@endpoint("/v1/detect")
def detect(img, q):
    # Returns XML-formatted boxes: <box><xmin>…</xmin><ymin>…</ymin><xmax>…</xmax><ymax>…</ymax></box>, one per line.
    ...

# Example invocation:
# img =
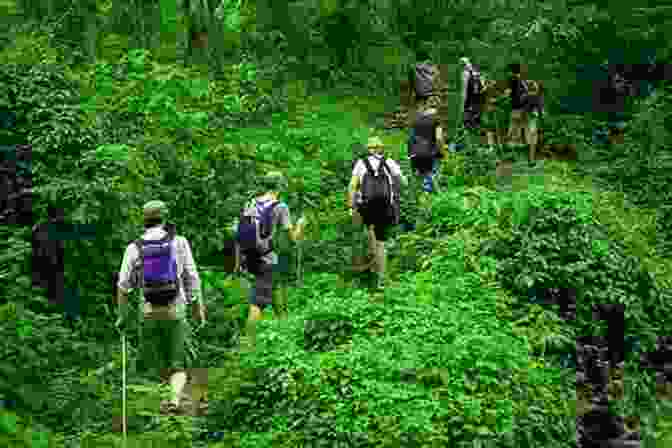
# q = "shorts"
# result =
<box><xmin>415</xmin><ymin>95</ymin><xmax>442</xmax><ymax>112</ymax></box>
<box><xmin>463</xmin><ymin>106</ymin><xmax>481</xmax><ymax>129</ymax></box>
<box><xmin>410</xmin><ymin>155</ymin><xmax>437</xmax><ymax>176</ymax></box>
<box><xmin>356</xmin><ymin>205</ymin><xmax>394</xmax><ymax>241</ymax></box>
<box><xmin>138</xmin><ymin>317</ymin><xmax>186</xmax><ymax>376</ymax></box>
<box><xmin>509</xmin><ymin>109</ymin><xmax>528</xmax><ymax>128</ymax></box>
<box><xmin>249</xmin><ymin>263</ymin><xmax>289</xmax><ymax>312</ymax></box>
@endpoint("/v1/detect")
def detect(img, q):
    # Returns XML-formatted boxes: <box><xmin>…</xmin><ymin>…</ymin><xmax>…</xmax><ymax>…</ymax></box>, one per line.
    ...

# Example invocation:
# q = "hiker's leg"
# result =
<box><xmin>169</xmin><ymin>371</ymin><xmax>187</xmax><ymax>407</ymax></box>
<box><xmin>527</xmin><ymin>117</ymin><xmax>539</xmax><ymax>162</ymax></box>
<box><xmin>375</xmin><ymin>241</ymin><xmax>386</xmax><ymax>278</ymax></box>
<box><xmin>373</xmin><ymin>223</ymin><xmax>389</xmax><ymax>286</ymax></box>
<box><xmin>367</xmin><ymin>224</ymin><xmax>377</xmax><ymax>259</ymax></box>
<box><xmin>507</xmin><ymin>110</ymin><xmax>522</xmax><ymax>145</ymax></box>
<box><xmin>246</xmin><ymin>267</ymin><xmax>272</xmax><ymax>344</ymax></box>
<box><xmin>189</xmin><ymin>367</ymin><xmax>208</xmax><ymax>404</ymax></box>
<box><xmin>139</xmin><ymin>318</ymin><xmax>161</xmax><ymax>380</ymax></box>
<box><xmin>166</xmin><ymin>319</ymin><xmax>187</xmax><ymax>407</ymax></box>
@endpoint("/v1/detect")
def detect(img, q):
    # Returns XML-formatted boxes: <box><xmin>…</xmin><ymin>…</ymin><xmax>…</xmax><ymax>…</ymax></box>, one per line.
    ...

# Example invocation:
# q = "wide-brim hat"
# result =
<box><xmin>366</xmin><ymin>136</ymin><xmax>385</xmax><ymax>149</ymax></box>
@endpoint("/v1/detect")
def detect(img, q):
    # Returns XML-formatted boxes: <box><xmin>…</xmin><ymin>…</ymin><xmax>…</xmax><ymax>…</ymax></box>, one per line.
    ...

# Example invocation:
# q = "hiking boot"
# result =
<box><xmin>375</xmin><ymin>275</ymin><xmax>386</xmax><ymax>290</ymax></box>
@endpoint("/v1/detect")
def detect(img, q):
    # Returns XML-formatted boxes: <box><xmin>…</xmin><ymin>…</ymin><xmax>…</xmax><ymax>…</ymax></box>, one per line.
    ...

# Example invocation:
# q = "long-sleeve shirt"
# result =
<box><xmin>117</xmin><ymin>225</ymin><xmax>202</xmax><ymax>307</ymax></box>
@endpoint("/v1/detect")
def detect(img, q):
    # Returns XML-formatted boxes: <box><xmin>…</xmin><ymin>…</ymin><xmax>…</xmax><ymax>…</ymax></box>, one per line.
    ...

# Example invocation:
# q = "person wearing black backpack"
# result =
<box><xmin>234</xmin><ymin>172</ymin><xmax>305</xmax><ymax>350</ymax></box>
<box><xmin>460</xmin><ymin>57</ymin><xmax>483</xmax><ymax>132</ymax></box>
<box><xmin>348</xmin><ymin>137</ymin><xmax>407</xmax><ymax>289</ymax></box>
<box><xmin>408</xmin><ymin>107</ymin><xmax>447</xmax><ymax>194</ymax></box>
<box><xmin>116</xmin><ymin>200</ymin><xmax>206</xmax><ymax>415</ymax></box>
<box><xmin>410</xmin><ymin>47</ymin><xmax>442</xmax><ymax>114</ymax></box>
<box><xmin>507</xmin><ymin>63</ymin><xmax>530</xmax><ymax>147</ymax></box>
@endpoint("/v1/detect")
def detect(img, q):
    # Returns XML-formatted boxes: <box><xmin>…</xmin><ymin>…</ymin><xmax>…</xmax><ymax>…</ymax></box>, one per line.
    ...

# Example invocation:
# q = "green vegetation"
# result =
<box><xmin>1</xmin><ymin>0</ymin><xmax>672</xmax><ymax>446</ymax></box>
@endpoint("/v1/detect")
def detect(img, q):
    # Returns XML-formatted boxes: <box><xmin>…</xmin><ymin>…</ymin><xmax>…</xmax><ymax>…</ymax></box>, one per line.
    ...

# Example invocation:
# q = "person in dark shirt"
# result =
<box><xmin>32</xmin><ymin>206</ymin><xmax>65</xmax><ymax>306</ymax></box>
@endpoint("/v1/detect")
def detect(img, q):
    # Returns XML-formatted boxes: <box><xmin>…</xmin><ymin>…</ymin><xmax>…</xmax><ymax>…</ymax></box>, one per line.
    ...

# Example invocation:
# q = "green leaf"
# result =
<box><xmin>0</xmin><ymin>412</ymin><xmax>17</xmax><ymax>434</ymax></box>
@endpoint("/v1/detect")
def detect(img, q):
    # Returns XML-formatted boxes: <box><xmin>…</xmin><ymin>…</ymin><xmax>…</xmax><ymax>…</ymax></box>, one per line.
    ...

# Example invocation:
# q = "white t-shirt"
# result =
<box><xmin>352</xmin><ymin>154</ymin><xmax>403</xmax><ymax>182</ymax></box>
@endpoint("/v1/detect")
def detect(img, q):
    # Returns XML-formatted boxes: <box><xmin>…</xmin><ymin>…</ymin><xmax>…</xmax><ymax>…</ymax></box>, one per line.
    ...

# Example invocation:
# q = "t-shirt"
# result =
<box><xmin>117</xmin><ymin>225</ymin><xmax>202</xmax><ymax>314</ymax></box>
<box><xmin>351</xmin><ymin>155</ymin><xmax>405</xmax><ymax>216</ymax></box>
<box><xmin>352</xmin><ymin>154</ymin><xmax>403</xmax><ymax>183</ymax></box>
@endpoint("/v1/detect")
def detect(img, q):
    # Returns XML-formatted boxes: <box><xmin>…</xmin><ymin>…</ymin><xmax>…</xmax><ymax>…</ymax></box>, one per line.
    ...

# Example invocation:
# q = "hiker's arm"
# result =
<box><xmin>436</xmin><ymin>126</ymin><xmax>446</xmax><ymax>156</ymax></box>
<box><xmin>181</xmin><ymin>239</ymin><xmax>205</xmax><ymax>318</ymax></box>
<box><xmin>347</xmin><ymin>175</ymin><xmax>360</xmax><ymax>208</ymax></box>
<box><xmin>461</xmin><ymin>67</ymin><xmax>469</xmax><ymax>109</ymax></box>
<box><xmin>116</xmin><ymin>244</ymin><xmax>137</xmax><ymax>308</ymax></box>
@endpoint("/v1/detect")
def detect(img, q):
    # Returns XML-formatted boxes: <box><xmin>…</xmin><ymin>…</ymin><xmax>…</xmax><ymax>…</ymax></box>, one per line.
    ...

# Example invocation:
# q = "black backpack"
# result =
<box><xmin>465</xmin><ymin>67</ymin><xmax>483</xmax><ymax>105</ymax></box>
<box><xmin>510</xmin><ymin>78</ymin><xmax>530</xmax><ymax>108</ymax></box>
<box><xmin>409</xmin><ymin>112</ymin><xmax>438</xmax><ymax>161</ymax></box>
<box><xmin>414</xmin><ymin>63</ymin><xmax>438</xmax><ymax>98</ymax></box>
<box><xmin>360</xmin><ymin>157</ymin><xmax>394</xmax><ymax>212</ymax></box>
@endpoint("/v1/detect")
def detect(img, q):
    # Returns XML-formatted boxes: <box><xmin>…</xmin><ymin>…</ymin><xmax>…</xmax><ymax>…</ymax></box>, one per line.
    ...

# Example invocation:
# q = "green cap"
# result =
<box><xmin>143</xmin><ymin>200</ymin><xmax>168</xmax><ymax>221</ymax></box>
<box><xmin>260</xmin><ymin>171</ymin><xmax>288</xmax><ymax>192</ymax></box>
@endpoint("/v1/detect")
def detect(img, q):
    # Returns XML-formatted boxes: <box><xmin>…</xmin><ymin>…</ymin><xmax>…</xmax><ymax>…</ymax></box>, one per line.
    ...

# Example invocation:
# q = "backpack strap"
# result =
<box><xmin>259</xmin><ymin>200</ymin><xmax>281</xmax><ymax>239</ymax></box>
<box><xmin>362</xmin><ymin>156</ymin><xmax>376</xmax><ymax>177</ymax></box>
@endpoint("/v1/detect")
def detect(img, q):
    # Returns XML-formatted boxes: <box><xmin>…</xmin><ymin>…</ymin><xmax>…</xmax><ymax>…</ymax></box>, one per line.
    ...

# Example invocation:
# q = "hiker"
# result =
<box><xmin>523</xmin><ymin>79</ymin><xmax>544</xmax><ymax>164</ymax></box>
<box><xmin>32</xmin><ymin>205</ymin><xmax>65</xmax><ymax>307</ymax></box>
<box><xmin>460</xmin><ymin>57</ymin><xmax>483</xmax><ymax>132</ymax></box>
<box><xmin>115</xmin><ymin>200</ymin><xmax>207</xmax><ymax>415</ymax></box>
<box><xmin>410</xmin><ymin>47</ymin><xmax>442</xmax><ymax>114</ymax></box>
<box><xmin>408</xmin><ymin>107</ymin><xmax>447</xmax><ymax>194</ymax></box>
<box><xmin>507</xmin><ymin>62</ymin><xmax>530</xmax><ymax>148</ymax></box>
<box><xmin>348</xmin><ymin>136</ymin><xmax>407</xmax><ymax>289</ymax></box>
<box><xmin>596</xmin><ymin>62</ymin><xmax>634</xmax><ymax>145</ymax></box>
<box><xmin>235</xmin><ymin>171</ymin><xmax>305</xmax><ymax>349</ymax></box>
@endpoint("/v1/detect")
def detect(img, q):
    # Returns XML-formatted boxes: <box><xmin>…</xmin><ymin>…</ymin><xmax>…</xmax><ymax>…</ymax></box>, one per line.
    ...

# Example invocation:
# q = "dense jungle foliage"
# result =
<box><xmin>1</xmin><ymin>0</ymin><xmax>672</xmax><ymax>446</ymax></box>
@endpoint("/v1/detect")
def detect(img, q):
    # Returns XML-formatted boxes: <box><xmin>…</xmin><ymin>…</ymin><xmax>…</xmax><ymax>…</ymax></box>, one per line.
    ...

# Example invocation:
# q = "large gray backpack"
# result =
<box><xmin>414</xmin><ymin>62</ymin><xmax>438</xmax><ymax>98</ymax></box>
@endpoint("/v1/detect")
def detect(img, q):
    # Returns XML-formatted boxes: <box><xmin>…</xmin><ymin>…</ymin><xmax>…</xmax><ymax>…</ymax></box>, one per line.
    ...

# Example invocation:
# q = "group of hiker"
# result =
<box><xmin>410</xmin><ymin>53</ymin><xmax>546</xmax><ymax>167</ymax></box>
<box><xmin>30</xmin><ymin>48</ymin><xmax>662</xmax><ymax>419</ymax></box>
<box><xmin>113</xmin><ymin>173</ymin><xmax>309</xmax><ymax>415</ymax></box>
<box><xmin>111</xmin><ymin>145</ymin><xmax>417</xmax><ymax>415</ymax></box>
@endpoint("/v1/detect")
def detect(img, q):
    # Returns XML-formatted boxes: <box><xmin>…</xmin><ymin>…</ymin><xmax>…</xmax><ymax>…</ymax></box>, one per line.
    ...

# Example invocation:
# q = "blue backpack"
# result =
<box><xmin>134</xmin><ymin>225</ymin><xmax>179</xmax><ymax>306</ymax></box>
<box><xmin>235</xmin><ymin>199</ymin><xmax>280</xmax><ymax>274</ymax></box>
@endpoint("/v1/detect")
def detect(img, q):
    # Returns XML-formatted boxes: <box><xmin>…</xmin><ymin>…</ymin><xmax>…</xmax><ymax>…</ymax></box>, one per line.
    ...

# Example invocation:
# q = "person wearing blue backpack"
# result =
<box><xmin>115</xmin><ymin>200</ymin><xmax>206</xmax><ymax>415</ymax></box>
<box><xmin>235</xmin><ymin>172</ymin><xmax>305</xmax><ymax>350</ymax></box>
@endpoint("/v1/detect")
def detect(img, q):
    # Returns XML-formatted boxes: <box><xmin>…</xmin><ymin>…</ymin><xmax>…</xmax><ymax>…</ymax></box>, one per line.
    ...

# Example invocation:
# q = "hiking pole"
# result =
<box><xmin>296</xmin><ymin>214</ymin><xmax>305</xmax><ymax>288</ymax></box>
<box><xmin>121</xmin><ymin>329</ymin><xmax>127</xmax><ymax>448</ymax></box>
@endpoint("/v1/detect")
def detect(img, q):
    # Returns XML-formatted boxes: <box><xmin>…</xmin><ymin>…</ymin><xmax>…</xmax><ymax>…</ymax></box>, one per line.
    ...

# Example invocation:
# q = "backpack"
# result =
<box><xmin>359</xmin><ymin>157</ymin><xmax>394</xmax><ymax>213</ymax></box>
<box><xmin>235</xmin><ymin>199</ymin><xmax>280</xmax><ymax>275</ymax></box>
<box><xmin>414</xmin><ymin>62</ymin><xmax>438</xmax><ymax>98</ymax></box>
<box><xmin>511</xmin><ymin>78</ymin><xmax>530</xmax><ymax>108</ymax></box>
<box><xmin>465</xmin><ymin>67</ymin><xmax>483</xmax><ymax>105</ymax></box>
<box><xmin>408</xmin><ymin>112</ymin><xmax>438</xmax><ymax>161</ymax></box>
<box><xmin>134</xmin><ymin>225</ymin><xmax>180</xmax><ymax>306</ymax></box>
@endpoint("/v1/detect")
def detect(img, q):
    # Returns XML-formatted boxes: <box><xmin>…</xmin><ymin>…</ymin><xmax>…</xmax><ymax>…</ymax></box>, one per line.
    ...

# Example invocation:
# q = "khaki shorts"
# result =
<box><xmin>415</xmin><ymin>95</ymin><xmax>442</xmax><ymax>112</ymax></box>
